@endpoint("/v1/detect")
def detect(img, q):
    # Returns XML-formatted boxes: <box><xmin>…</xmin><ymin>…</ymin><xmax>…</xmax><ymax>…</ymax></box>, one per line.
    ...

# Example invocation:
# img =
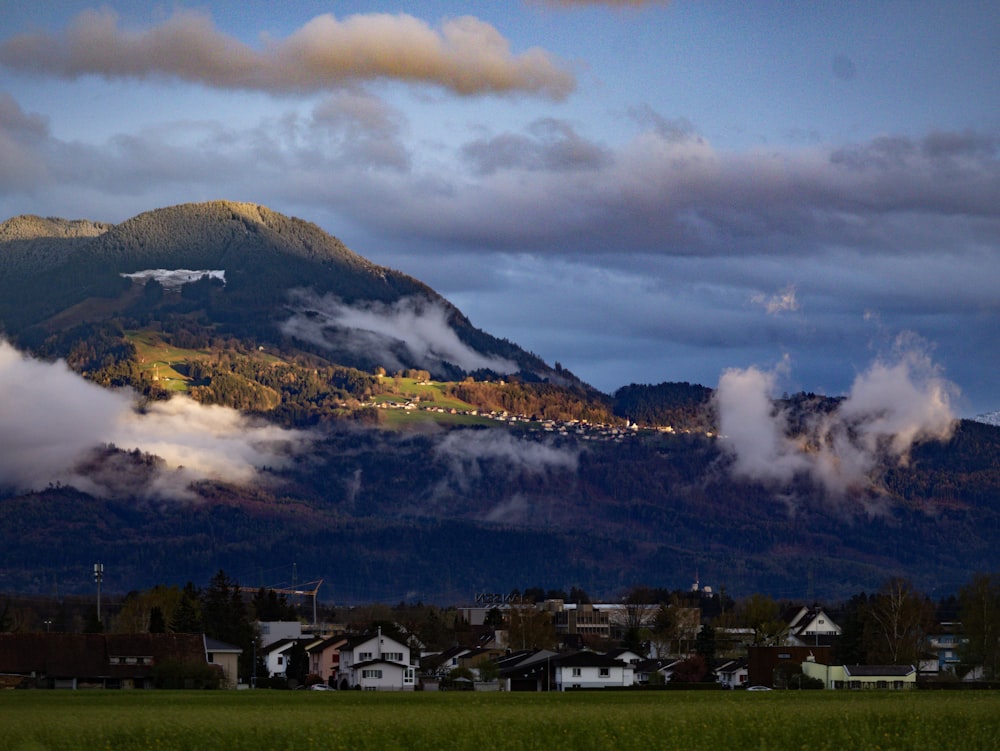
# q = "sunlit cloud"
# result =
<box><xmin>0</xmin><ymin>8</ymin><xmax>575</xmax><ymax>99</ymax></box>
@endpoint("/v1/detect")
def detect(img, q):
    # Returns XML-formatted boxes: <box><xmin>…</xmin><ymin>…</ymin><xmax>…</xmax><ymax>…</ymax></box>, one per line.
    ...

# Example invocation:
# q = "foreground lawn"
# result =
<box><xmin>1</xmin><ymin>689</ymin><xmax>998</xmax><ymax>751</ymax></box>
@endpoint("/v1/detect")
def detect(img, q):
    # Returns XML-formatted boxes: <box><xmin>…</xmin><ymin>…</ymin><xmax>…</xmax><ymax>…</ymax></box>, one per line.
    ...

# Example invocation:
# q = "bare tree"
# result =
<box><xmin>864</xmin><ymin>577</ymin><xmax>933</xmax><ymax>665</ymax></box>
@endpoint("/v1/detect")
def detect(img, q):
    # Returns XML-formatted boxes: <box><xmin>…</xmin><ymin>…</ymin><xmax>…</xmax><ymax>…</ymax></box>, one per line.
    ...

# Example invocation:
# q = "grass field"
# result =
<box><xmin>1</xmin><ymin>690</ymin><xmax>998</xmax><ymax>751</ymax></box>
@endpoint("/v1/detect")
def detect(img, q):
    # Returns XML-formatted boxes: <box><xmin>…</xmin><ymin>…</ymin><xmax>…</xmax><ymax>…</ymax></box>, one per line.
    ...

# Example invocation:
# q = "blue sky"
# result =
<box><xmin>1</xmin><ymin>0</ymin><xmax>997</xmax><ymax>415</ymax></box>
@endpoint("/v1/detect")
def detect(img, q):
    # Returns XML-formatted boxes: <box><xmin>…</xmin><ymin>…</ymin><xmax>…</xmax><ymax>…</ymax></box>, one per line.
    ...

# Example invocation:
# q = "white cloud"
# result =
<box><xmin>714</xmin><ymin>337</ymin><xmax>958</xmax><ymax>498</ymax></box>
<box><xmin>0</xmin><ymin>339</ymin><xmax>313</xmax><ymax>500</ymax></box>
<box><xmin>280</xmin><ymin>290</ymin><xmax>518</xmax><ymax>376</ymax></box>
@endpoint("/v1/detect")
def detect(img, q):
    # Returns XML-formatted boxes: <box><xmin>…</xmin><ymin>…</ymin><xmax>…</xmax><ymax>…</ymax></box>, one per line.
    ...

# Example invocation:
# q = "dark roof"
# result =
<box><xmin>844</xmin><ymin>665</ymin><xmax>915</xmax><ymax>677</ymax></box>
<box><xmin>0</xmin><ymin>633</ymin><xmax>206</xmax><ymax>680</ymax></box>
<box><xmin>352</xmin><ymin>658</ymin><xmax>410</xmax><ymax>670</ymax></box>
<box><xmin>554</xmin><ymin>651</ymin><xmax>630</xmax><ymax>668</ymax></box>
<box><xmin>204</xmin><ymin>637</ymin><xmax>242</xmax><ymax>654</ymax></box>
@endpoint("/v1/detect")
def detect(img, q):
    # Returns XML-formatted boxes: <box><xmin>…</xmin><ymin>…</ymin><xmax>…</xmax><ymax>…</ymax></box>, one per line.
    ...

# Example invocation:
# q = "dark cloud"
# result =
<box><xmin>0</xmin><ymin>8</ymin><xmax>575</xmax><ymax>99</ymax></box>
<box><xmin>0</xmin><ymin>91</ymin><xmax>996</xmax><ymax>412</ymax></box>
<box><xmin>461</xmin><ymin>118</ymin><xmax>612</xmax><ymax>174</ymax></box>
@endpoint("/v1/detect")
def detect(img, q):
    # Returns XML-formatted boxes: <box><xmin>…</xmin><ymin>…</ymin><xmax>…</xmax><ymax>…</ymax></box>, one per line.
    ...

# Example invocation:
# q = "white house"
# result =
<box><xmin>262</xmin><ymin>637</ymin><xmax>313</xmax><ymax>678</ymax></box>
<box><xmin>783</xmin><ymin>606</ymin><xmax>841</xmax><ymax>646</ymax></box>
<box><xmin>338</xmin><ymin>630</ymin><xmax>415</xmax><ymax>691</ymax></box>
<box><xmin>715</xmin><ymin>657</ymin><xmax>749</xmax><ymax>689</ymax></box>
<box><xmin>553</xmin><ymin>651</ymin><xmax>635</xmax><ymax>691</ymax></box>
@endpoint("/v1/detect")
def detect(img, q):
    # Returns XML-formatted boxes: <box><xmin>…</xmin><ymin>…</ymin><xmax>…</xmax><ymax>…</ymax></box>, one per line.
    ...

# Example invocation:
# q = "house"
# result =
<box><xmin>338</xmin><ymin>630</ymin><xmax>415</xmax><ymax>691</ymax></box>
<box><xmin>307</xmin><ymin>635</ymin><xmax>348</xmax><ymax>685</ymax></box>
<box><xmin>205</xmin><ymin>637</ymin><xmax>243</xmax><ymax>689</ymax></box>
<box><xmin>748</xmin><ymin>645</ymin><xmax>834</xmax><ymax>688</ymax></box>
<box><xmin>605</xmin><ymin>647</ymin><xmax>644</xmax><ymax>667</ymax></box>
<box><xmin>782</xmin><ymin>605</ymin><xmax>842</xmax><ymax>647</ymax></box>
<box><xmin>715</xmin><ymin>657</ymin><xmax>749</xmax><ymax>689</ymax></box>
<box><xmin>801</xmin><ymin>659</ymin><xmax>917</xmax><ymax>690</ymax></box>
<box><xmin>420</xmin><ymin>645</ymin><xmax>473</xmax><ymax>678</ymax></box>
<box><xmin>261</xmin><ymin>637</ymin><xmax>314</xmax><ymax>679</ymax></box>
<box><xmin>922</xmin><ymin>623</ymin><xmax>966</xmax><ymax>677</ymax></box>
<box><xmin>634</xmin><ymin>657</ymin><xmax>680</xmax><ymax>685</ymax></box>
<box><xmin>497</xmin><ymin>649</ymin><xmax>558</xmax><ymax>691</ymax></box>
<box><xmin>0</xmin><ymin>633</ymin><xmax>239</xmax><ymax>689</ymax></box>
<box><xmin>552</xmin><ymin>651</ymin><xmax>635</xmax><ymax>690</ymax></box>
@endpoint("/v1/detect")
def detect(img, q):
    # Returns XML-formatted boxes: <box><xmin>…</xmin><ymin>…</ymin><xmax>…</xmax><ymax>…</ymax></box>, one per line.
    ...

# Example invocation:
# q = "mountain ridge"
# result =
<box><xmin>1</xmin><ymin>201</ymin><xmax>997</xmax><ymax>603</ymax></box>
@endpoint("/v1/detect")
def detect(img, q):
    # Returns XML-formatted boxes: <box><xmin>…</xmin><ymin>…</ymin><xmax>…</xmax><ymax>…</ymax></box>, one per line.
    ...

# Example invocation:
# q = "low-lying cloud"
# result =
<box><xmin>714</xmin><ymin>339</ymin><xmax>957</xmax><ymax>498</ymax></box>
<box><xmin>281</xmin><ymin>291</ymin><xmax>518</xmax><ymax>376</ymax></box>
<box><xmin>0</xmin><ymin>8</ymin><xmax>574</xmax><ymax>99</ymax></box>
<box><xmin>0</xmin><ymin>339</ymin><xmax>313</xmax><ymax>500</ymax></box>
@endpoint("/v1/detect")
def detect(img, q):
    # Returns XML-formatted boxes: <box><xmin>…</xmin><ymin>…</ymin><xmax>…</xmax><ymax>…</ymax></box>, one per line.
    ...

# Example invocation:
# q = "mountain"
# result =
<box><xmin>1</xmin><ymin>201</ymin><xmax>998</xmax><ymax>605</ymax></box>
<box><xmin>0</xmin><ymin>201</ymin><xmax>565</xmax><ymax>383</ymax></box>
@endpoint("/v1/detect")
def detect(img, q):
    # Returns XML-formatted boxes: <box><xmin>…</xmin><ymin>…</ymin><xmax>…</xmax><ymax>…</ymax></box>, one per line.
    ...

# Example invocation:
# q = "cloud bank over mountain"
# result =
<box><xmin>0</xmin><ymin>339</ymin><xmax>313</xmax><ymax>500</ymax></box>
<box><xmin>714</xmin><ymin>338</ymin><xmax>957</xmax><ymax>497</ymax></box>
<box><xmin>281</xmin><ymin>291</ymin><xmax>518</xmax><ymax>376</ymax></box>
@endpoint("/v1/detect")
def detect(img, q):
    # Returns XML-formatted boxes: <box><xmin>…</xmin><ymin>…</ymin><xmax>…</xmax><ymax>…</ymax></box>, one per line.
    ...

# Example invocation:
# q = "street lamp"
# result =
<box><xmin>94</xmin><ymin>563</ymin><xmax>104</xmax><ymax>626</ymax></box>
<box><xmin>43</xmin><ymin>619</ymin><xmax>52</xmax><ymax>633</ymax></box>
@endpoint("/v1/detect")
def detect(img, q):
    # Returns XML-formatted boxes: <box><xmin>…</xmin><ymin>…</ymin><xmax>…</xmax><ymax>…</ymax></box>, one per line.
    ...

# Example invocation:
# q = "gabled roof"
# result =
<box><xmin>204</xmin><ymin>637</ymin><xmax>242</xmax><ymax>654</ymax></box>
<box><xmin>307</xmin><ymin>635</ymin><xmax>348</xmax><ymax>654</ymax></box>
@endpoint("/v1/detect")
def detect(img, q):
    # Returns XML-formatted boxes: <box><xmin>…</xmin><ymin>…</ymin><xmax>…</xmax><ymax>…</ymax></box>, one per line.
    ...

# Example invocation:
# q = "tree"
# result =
<box><xmin>171</xmin><ymin>582</ymin><xmax>203</xmax><ymax>633</ymax></box>
<box><xmin>864</xmin><ymin>577</ymin><xmax>933</xmax><ymax>665</ymax></box>
<box><xmin>958</xmin><ymin>572</ymin><xmax>1000</xmax><ymax>680</ymax></box>
<box><xmin>286</xmin><ymin>640</ymin><xmax>309</xmax><ymax>685</ymax></box>
<box><xmin>149</xmin><ymin>606</ymin><xmax>166</xmax><ymax>633</ymax></box>
<box><xmin>508</xmin><ymin>604</ymin><xmax>556</xmax><ymax>650</ymax></box>
<box><xmin>670</xmin><ymin>654</ymin><xmax>709</xmax><ymax>683</ymax></box>
<box><xmin>737</xmin><ymin>593</ymin><xmax>787</xmax><ymax>647</ymax></box>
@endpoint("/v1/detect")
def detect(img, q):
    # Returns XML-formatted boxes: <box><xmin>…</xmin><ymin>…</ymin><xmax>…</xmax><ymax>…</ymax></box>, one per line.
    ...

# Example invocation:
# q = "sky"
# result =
<box><xmin>1</xmin><ymin>0</ymin><xmax>997</xmax><ymax>416</ymax></box>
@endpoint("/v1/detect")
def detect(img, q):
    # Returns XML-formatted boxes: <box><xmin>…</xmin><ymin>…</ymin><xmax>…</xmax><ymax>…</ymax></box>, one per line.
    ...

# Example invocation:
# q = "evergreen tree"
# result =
<box><xmin>171</xmin><ymin>582</ymin><xmax>203</xmax><ymax>634</ymax></box>
<box><xmin>149</xmin><ymin>606</ymin><xmax>166</xmax><ymax>633</ymax></box>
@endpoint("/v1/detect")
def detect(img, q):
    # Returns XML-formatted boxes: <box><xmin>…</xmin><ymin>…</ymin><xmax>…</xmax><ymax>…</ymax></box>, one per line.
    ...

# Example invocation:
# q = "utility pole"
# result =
<box><xmin>93</xmin><ymin>563</ymin><xmax>104</xmax><ymax>627</ymax></box>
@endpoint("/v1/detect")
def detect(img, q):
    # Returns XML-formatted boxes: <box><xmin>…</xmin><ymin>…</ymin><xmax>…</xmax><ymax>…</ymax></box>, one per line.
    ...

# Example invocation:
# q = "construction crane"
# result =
<box><xmin>240</xmin><ymin>579</ymin><xmax>323</xmax><ymax>627</ymax></box>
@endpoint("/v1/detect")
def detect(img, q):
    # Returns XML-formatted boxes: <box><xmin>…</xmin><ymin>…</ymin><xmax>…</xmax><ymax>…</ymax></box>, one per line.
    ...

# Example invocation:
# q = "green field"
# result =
<box><xmin>1</xmin><ymin>690</ymin><xmax>998</xmax><ymax>751</ymax></box>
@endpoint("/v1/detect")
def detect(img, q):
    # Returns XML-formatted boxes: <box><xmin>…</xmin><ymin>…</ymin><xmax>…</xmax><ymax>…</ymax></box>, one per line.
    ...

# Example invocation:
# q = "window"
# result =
<box><xmin>361</xmin><ymin>669</ymin><xmax>383</xmax><ymax>680</ymax></box>
<box><xmin>277</xmin><ymin>656</ymin><xmax>283</xmax><ymax>665</ymax></box>
<box><xmin>384</xmin><ymin>652</ymin><xmax>403</xmax><ymax>662</ymax></box>
<box><xmin>572</xmin><ymin>668</ymin><xmax>581</xmax><ymax>677</ymax></box>
<box><xmin>359</xmin><ymin>651</ymin><xmax>373</xmax><ymax>661</ymax></box>
<box><xmin>599</xmin><ymin>668</ymin><xmax>610</xmax><ymax>678</ymax></box>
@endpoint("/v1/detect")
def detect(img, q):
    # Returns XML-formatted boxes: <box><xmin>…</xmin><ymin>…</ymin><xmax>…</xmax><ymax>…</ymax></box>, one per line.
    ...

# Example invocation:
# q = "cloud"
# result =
<box><xmin>0</xmin><ymin>8</ymin><xmax>575</xmax><ymax>99</ymax></box>
<box><xmin>0</xmin><ymin>339</ymin><xmax>313</xmax><ymax>500</ymax></box>
<box><xmin>751</xmin><ymin>285</ymin><xmax>800</xmax><ymax>315</ymax></box>
<box><xmin>714</xmin><ymin>337</ymin><xmax>958</xmax><ymax>498</ymax></box>
<box><xmin>280</xmin><ymin>291</ymin><xmax>518</xmax><ymax>376</ymax></box>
